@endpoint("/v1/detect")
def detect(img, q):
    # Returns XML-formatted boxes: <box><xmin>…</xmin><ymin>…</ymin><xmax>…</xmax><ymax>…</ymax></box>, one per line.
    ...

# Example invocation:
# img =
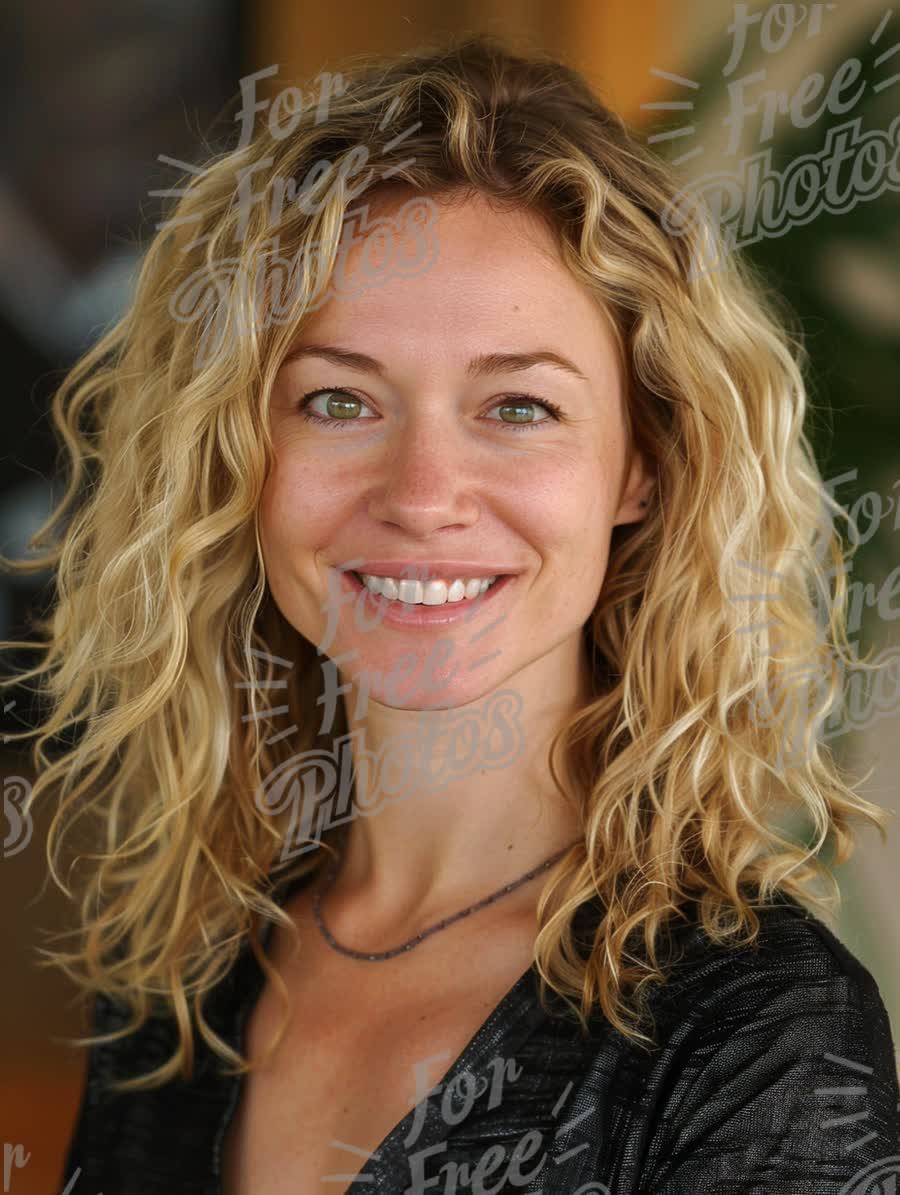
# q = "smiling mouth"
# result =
<box><xmin>340</xmin><ymin>568</ymin><xmax>514</xmax><ymax>625</ymax></box>
<box><xmin>351</xmin><ymin>571</ymin><xmax>505</xmax><ymax>607</ymax></box>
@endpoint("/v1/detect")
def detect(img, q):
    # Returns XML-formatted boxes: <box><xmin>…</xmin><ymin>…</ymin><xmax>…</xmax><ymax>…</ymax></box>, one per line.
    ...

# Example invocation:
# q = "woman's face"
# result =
<box><xmin>260</xmin><ymin>189</ymin><xmax>650</xmax><ymax>711</ymax></box>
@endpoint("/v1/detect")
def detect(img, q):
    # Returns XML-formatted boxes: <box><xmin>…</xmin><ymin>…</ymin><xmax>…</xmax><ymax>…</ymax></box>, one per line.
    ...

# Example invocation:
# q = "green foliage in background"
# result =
<box><xmin>645</xmin><ymin>4</ymin><xmax>899</xmax><ymax>1010</ymax></box>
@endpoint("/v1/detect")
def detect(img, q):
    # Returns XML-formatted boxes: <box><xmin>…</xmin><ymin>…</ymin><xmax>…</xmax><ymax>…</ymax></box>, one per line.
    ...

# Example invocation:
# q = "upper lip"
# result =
<box><xmin>339</xmin><ymin>560</ymin><xmax>518</xmax><ymax>582</ymax></box>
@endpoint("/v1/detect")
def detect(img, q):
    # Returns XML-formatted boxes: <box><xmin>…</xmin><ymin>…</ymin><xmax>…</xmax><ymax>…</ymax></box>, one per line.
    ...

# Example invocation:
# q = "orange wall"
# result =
<box><xmin>247</xmin><ymin>0</ymin><xmax>681</xmax><ymax>128</ymax></box>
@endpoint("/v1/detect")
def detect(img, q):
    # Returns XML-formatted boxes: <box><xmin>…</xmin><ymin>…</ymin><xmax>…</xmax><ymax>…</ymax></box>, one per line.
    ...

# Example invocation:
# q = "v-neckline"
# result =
<box><xmin>356</xmin><ymin>958</ymin><xmax>544</xmax><ymax>1188</ymax></box>
<box><xmin>214</xmin><ymin>864</ymin><xmax>548</xmax><ymax>1192</ymax></box>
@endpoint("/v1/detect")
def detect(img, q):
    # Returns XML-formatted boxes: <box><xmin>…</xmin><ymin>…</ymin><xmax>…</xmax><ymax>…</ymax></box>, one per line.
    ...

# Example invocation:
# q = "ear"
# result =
<box><xmin>613</xmin><ymin>447</ymin><xmax>654</xmax><ymax>527</ymax></box>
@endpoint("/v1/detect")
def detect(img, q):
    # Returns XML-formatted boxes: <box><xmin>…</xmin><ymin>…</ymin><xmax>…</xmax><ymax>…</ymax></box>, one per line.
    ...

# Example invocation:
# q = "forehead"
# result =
<box><xmin>287</xmin><ymin>188</ymin><xmax>622</xmax><ymax>383</ymax></box>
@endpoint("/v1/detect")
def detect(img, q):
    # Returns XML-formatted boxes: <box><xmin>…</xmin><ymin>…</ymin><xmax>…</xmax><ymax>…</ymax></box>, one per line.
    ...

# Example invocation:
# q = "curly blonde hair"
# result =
<box><xmin>1</xmin><ymin>31</ymin><xmax>890</xmax><ymax>1092</ymax></box>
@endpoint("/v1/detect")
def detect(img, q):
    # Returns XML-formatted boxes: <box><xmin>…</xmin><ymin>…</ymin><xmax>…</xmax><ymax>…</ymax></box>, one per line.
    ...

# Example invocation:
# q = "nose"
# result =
<box><xmin>365</xmin><ymin>407</ymin><xmax>480</xmax><ymax>537</ymax></box>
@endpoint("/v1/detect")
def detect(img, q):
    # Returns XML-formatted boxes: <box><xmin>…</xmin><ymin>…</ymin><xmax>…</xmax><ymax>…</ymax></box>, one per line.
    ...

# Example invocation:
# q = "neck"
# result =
<box><xmin>322</xmin><ymin>643</ymin><xmax>591</xmax><ymax>932</ymax></box>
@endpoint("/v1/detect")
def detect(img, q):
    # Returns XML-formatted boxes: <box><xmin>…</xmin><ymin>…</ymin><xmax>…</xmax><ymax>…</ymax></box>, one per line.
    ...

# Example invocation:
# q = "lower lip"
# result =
<box><xmin>339</xmin><ymin>570</ymin><xmax>516</xmax><ymax>628</ymax></box>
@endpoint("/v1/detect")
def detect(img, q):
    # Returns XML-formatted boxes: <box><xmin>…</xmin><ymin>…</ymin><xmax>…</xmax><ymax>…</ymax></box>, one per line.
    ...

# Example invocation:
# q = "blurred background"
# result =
<box><xmin>1</xmin><ymin>1</ymin><xmax>897</xmax><ymax>1189</ymax></box>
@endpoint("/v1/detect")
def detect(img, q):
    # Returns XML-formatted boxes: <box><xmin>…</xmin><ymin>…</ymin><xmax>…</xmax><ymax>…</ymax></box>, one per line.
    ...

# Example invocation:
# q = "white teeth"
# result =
<box><xmin>357</xmin><ymin>573</ymin><xmax>499</xmax><ymax>605</ymax></box>
<box><xmin>397</xmin><ymin>579</ymin><xmax>421</xmax><ymax>603</ymax></box>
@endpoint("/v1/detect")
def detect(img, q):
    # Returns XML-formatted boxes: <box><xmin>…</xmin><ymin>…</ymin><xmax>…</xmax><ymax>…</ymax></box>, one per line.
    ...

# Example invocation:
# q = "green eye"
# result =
<box><xmin>490</xmin><ymin>400</ymin><xmax>553</xmax><ymax>425</ymax></box>
<box><xmin>295</xmin><ymin>387</ymin><xmax>565</xmax><ymax>432</ymax></box>
<box><xmin>319</xmin><ymin>393</ymin><xmax>363</xmax><ymax>419</ymax></box>
<box><xmin>296</xmin><ymin>388</ymin><xmax>375</xmax><ymax>426</ymax></box>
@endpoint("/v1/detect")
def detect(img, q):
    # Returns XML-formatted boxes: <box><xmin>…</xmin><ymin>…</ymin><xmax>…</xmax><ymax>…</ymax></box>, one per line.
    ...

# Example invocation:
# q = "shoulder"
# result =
<box><xmin>521</xmin><ymin>896</ymin><xmax>897</xmax><ymax>1192</ymax></box>
<box><xmin>637</xmin><ymin>892</ymin><xmax>896</xmax><ymax>1076</ymax></box>
<box><xmin>652</xmin><ymin>892</ymin><xmax>891</xmax><ymax>1027</ymax></box>
<box><xmin>620</xmin><ymin>894</ymin><xmax>900</xmax><ymax>1190</ymax></box>
<box><xmin>660</xmin><ymin>891</ymin><xmax>880</xmax><ymax>990</ymax></box>
<box><xmin>59</xmin><ymin>949</ymin><xmax>253</xmax><ymax>1190</ymax></box>
<box><xmin>60</xmin><ymin>981</ymin><xmax>241</xmax><ymax>1191</ymax></box>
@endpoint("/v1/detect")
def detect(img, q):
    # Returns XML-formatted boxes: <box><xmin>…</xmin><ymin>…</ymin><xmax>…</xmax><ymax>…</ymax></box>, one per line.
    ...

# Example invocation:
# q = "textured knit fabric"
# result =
<box><xmin>59</xmin><ymin>875</ymin><xmax>900</xmax><ymax>1194</ymax></box>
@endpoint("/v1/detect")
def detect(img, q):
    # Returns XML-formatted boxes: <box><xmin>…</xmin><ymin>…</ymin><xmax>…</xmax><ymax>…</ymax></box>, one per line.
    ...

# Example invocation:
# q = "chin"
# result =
<box><xmin>361</xmin><ymin>671</ymin><xmax>505</xmax><ymax>713</ymax></box>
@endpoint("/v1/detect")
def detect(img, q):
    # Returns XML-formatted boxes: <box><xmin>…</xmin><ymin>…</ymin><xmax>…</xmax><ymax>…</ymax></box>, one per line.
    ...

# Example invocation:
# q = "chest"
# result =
<box><xmin>219</xmin><ymin>945</ymin><xmax>533</xmax><ymax>1194</ymax></box>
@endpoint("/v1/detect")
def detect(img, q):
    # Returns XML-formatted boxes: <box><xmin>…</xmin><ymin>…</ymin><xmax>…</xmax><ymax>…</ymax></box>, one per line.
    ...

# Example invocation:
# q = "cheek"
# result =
<box><xmin>517</xmin><ymin>451</ymin><xmax>613</xmax><ymax>549</ymax></box>
<box><xmin>259</xmin><ymin>453</ymin><xmax>350</xmax><ymax>555</ymax></box>
<box><xmin>258</xmin><ymin>472</ymin><xmax>296</xmax><ymax>571</ymax></box>
<box><xmin>256</xmin><ymin>463</ymin><xmax>330</xmax><ymax>620</ymax></box>
<box><xmin>516</xmin><ymin>449</ymin><xmax>621</xmax><ymax>610</ymax></box>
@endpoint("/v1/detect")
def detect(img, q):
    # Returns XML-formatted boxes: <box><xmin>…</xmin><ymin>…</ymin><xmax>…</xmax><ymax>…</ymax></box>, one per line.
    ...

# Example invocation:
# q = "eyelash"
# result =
<box><xmin>295</xmin><ymin>386</ymin><xmax>565</xmax><ymax>432</ymax></box>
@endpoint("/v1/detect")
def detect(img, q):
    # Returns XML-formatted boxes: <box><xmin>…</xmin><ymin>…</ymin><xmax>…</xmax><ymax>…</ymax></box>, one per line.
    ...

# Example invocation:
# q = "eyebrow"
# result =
<box><xmin>280</xmin><ymin>342</ymin><xmax>590</xmax><ymax>384</ymax></box>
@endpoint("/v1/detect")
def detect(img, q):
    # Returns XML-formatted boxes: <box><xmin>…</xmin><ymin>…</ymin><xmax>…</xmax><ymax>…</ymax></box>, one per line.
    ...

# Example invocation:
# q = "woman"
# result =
<box><xmin>4</xmin><ymin>32</ymin><xmax>897</xmax><ymax>1194</ymax></box>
